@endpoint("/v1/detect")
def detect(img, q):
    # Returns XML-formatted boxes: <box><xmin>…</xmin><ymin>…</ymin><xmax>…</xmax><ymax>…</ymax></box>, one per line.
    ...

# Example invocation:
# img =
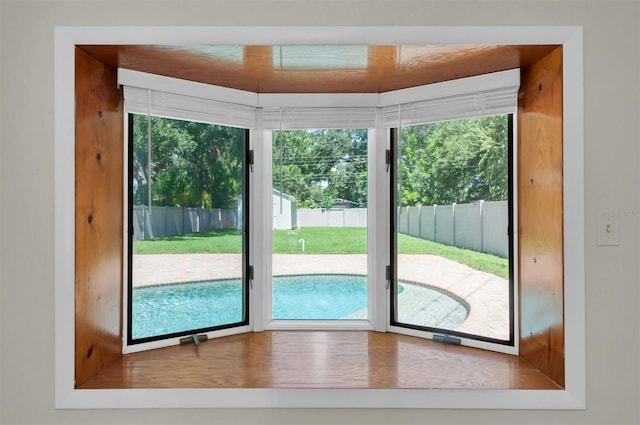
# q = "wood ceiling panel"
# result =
<box><xmin>79</xmin><ymin>44</ymin><xmax>558</xmax><ymax>93</ymax></box>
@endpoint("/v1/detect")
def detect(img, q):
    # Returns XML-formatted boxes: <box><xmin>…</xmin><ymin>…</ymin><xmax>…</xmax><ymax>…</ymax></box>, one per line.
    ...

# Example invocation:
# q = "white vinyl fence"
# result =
<box><xmin>134</xmin><ymin>202</ymin><xmax>508</xmax><ymax>257</ymax></box>
<box><xmin>297</xmin><ymin>208</ymin><xmax>368</xmax><ymax>228</ymax></box>
<box><xmin>398</xmin><ymin>201</ymin><xmax>509</xmax><ymax>258</ymax></box>
<box><xmin>133</xmin><ymin>205</ymin><xmax>237</xmax><ymax>240</ymax></box>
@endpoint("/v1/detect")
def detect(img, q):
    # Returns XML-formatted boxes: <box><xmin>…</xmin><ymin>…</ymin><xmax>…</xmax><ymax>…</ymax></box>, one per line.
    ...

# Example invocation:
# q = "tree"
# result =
<box><xmin>132</xmin><ymin>114</ymin><xmax>507</xmax><ymax>211</ymax></box>
<box><xmin>399</xmin><ymin>115</ymin><xmax>509</xmax><ymax>206</ymax></box>
<box><xmin>272</xmin><ymin>129</ymin><xmax>368</xmax><ymax>208</ymax></box>
<box><xmin>132</xmin><ymin>114</ymin><xmax>245</xmax><ymax>209</ymax></box>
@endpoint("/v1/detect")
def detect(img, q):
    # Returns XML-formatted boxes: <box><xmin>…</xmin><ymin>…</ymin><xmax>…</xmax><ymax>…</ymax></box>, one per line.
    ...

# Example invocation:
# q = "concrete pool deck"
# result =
<box><xmin>132</xmin><ymin>253</ymin><xmax>510</xmax><ymax>340</ymax></box>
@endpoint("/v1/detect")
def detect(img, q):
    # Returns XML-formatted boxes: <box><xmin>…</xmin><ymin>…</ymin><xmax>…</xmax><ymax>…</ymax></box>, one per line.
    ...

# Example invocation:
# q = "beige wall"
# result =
<box><xmin>1</xmin><ymin>0</ymin><xmax>638</xmax><ymax>424</ymax></box>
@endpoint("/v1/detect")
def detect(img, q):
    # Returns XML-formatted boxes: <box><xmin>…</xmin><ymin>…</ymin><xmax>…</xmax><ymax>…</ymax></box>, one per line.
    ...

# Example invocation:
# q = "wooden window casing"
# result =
<box><xmin>73</xmin><ymin>46</ymin><xmax>565</xmax><ymax>389</ymax></box>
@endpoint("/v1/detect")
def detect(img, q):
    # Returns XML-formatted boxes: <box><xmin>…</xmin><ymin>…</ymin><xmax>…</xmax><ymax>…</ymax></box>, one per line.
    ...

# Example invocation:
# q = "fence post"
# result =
<box><xmin>148</xmin><ymin>206</ymin><xmax>152</xmax><ymax>238</ymax></box>
<box><xmin>163</xmin><ymin>205</ymin><xmax>168</xmax><ymax>237</ymax></box>
<box><xmin>433</xmin><ymin>204</ymin><xmax>437</xmax><ymax>243</ymax></box>
<box><xmin>404</xmin><ymin>206</ymin><xmax>409</xmax><ymax>234</ymax></box>
<box><xmin>452</xmin><ymin>203</ymin><xmax>456</xmax><ymax>248</ymax></box>
<box><xmin>479</xmin><ymin>200</ymin><xmax>484</xmax><ymax>253</ymax></box>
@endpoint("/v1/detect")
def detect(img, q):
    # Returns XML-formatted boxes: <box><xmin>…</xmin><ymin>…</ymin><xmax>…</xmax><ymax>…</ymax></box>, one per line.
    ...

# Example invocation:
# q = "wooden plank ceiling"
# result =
<box><xmin>79</xmin><ymin>44</ymin><xmax>558</xmax><ymax>94</ymax></box>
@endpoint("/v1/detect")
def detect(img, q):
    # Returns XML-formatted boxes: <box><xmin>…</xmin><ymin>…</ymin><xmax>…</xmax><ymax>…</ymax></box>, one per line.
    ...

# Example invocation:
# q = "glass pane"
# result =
<box><xmin>393</xmin><ymin>115</ymin><xmax>512</xmax><ymax>342</ymax></box>
<box><xmin>129</xmin><ymin>114</ymin><xmax>248</xmax><ymax>342</ymax></box>
<box><xmin>271</xmin><ymin>129</ymin><xmax>368</xmax><ymax>320</ymax></box>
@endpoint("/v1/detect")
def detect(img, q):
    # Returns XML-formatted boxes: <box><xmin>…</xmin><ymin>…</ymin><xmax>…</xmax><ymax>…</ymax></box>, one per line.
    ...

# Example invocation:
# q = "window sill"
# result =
<box><xmin>80</xmin><ymin>331</ymin><xmax>559</xmax><ymax>390</ymax></box>
<box><xmin>60</xmin><ymin>330</ymin><xmax>583</xmax><ymax>409</ymax></box>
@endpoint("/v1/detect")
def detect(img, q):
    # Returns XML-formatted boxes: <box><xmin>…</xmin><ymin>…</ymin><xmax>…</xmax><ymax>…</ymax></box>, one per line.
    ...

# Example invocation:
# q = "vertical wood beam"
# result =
<box><xmin>518</xmin><ymin>46</ymin><xmax>564</xmax><ymax>387</ymax></box>
<box><xmin>75</xmin><ymin>48</ymin><xmax>123</xmax><ymax>387</ymax></box>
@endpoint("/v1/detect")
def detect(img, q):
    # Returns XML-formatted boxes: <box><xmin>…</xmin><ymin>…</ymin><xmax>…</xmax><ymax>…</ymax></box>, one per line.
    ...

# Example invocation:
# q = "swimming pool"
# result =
<box><xmin>131</xmin><ymin>274</ymin><xmax>468</xmax><ymax>340</ymax></box>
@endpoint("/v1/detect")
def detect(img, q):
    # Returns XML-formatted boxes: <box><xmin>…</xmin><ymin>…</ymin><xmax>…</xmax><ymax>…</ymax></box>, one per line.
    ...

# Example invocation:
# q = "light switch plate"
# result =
<box><xmin>597</xmin><ymin>210</ymin><xmax>620</xmax><ymax>246</ymax></box>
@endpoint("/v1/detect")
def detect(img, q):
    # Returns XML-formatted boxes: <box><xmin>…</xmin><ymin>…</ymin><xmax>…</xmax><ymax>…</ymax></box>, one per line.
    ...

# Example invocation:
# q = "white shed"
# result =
<box><xmin>273</xmin><ymin>189</ymin><xmax>297</xmax><ymax>230</ymax></box>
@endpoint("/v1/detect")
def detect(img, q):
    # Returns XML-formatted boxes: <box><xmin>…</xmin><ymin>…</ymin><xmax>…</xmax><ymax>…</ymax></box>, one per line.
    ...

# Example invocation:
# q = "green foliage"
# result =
<box><xmin>133</xmin><ymin>227</ymin><xmax>508</xmax><ymax>278</ymax></box>
<box><xmin>272</xmin><ymin>129</ymin><xmax>368</xmax><ymax>208</ymax></box>
<box><xmin>132</xmin><ymin>115</ymin><xmax>245</xmax><ymax>208</ymax></box>
<box><xmin>132</xmin><ymin>114</ymin><xmax>508</xmax><ymax>211</ymax></box>
<box><xmin>399</xmin><ymin>115</ymin><xmax>509</xmax><ymax>206</ymax></box>
<box><xmin>269</xmin><ymin>116</ymin><xmax>508</xmax><ymax>209</ymax></box>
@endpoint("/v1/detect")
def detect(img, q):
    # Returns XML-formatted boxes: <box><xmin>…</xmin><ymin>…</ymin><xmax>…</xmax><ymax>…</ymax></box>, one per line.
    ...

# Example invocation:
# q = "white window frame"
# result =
<box><xmin>55</xmin><ymin>25</ymin><xmax>584</xmax><ymax>409</ymax></box>
<box><xmin>257</xmin><ymin>96</ymin><xmax>381</xmax><ymax>331</ymax></box>
<box><xmin>119</xmin><ymin>71</ymin><xmax>260</xmax><ymax>353</ymax></box>
<box><xmin>387</xmin><ymin>117</ymin><xmax>519</xmax><ymax>356</ymax></box>
<box><xmin>380</xmin><ymin>70</ymin><xmax>520</xmax><ymax>354</ymax></box>
<box><xmin>259</xmin><ymin>126</ymin><xmax>379</xmax><ymax>332</ymax></box>
<box><xmin>121</xmin><ymin>112</ymin><xmax>255</xmax><ymax>355</ymax></box>
<box><xmin>119</xmin><ymin>70</ymin><xmax>519</xmax><ymax>350</ymax></box>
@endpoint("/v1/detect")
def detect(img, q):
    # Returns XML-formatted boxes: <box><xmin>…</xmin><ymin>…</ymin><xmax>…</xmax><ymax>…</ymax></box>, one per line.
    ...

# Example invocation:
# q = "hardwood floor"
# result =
<box><xmin>79</xmin><ymin>331</ymin><xmax>561</xmax><ymax>390</ymax></box>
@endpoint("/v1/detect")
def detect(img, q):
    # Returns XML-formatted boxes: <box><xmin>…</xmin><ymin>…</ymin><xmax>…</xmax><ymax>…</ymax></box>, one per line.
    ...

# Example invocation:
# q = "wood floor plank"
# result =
<box><xmin>79</xmin><ymin>331</ymin><xmax>561</xmax><ymax>390</ymax></box>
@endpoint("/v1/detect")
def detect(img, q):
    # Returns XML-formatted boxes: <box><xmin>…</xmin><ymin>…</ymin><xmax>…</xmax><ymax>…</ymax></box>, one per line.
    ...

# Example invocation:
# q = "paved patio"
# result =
<box><xmin>132</xmin><ymin>253</ymin><xmax>509</xmax><ymax>340</ymax></box>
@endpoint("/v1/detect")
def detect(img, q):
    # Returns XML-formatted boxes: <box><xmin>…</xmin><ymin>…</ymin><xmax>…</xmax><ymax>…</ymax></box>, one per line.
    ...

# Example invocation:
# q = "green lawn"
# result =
<box><xmin>133</xmin><ymin>227</ymin><xmax>508</xmax><ymax>278</ymax></box>
<box><xmin>133</xmin><ymin>228</ymin><xmax>243</xmax><ymax>254</ymax></box>
<box><xmin>272</xmin><ymin>227</ymin><xmax>367</xmax><ymax>254</ymax></box>
<box><xmin>397</xmin><ymin>234</ymin><xmax>508</xmax><ymax>279</ymax></box>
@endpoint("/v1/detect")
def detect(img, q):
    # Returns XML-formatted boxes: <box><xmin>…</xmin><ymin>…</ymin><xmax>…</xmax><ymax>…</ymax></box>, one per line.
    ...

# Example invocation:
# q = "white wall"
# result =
<box><xmin>1</xmin><ymin>1</ymin><xmax>638</xmax><ymax>424</ymax></box>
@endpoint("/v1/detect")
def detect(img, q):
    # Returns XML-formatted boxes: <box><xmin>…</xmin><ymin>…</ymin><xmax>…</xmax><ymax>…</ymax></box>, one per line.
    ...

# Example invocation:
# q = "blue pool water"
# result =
<box><xmin>132</xmin><ymin>274</ymin><xmax>467</xmax><ymax>340</ymax></box>
<box><xmin>272</xmin><ymin>274</ymin><xmax>367</xmax><ymax>320</ymax></box>
<box><xmin>132</xmin><ymin>279</ymin><xmax>244</xmax><ymax>339</ymax></box>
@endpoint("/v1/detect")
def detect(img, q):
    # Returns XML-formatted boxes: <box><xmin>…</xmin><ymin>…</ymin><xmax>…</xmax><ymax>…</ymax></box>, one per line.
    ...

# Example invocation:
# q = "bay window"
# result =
<box><xmin>120</xmin><ymin>68</ymin><xmax>519</xmax><ymax>354</ymax></box>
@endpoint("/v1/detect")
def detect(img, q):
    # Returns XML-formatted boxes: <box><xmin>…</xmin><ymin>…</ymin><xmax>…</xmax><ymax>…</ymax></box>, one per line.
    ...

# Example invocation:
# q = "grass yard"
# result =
<box><xmin>272</xmin><ymin>227</ymin><xmax>367</xmax><ymax>254</ymax></box>
<box><xmin>133</xmin><ymin>228</ymin><xmax>242</xmax><ymax>254</ymax></box>
<box><xmin>133</xmin><ymin>227</ymin><xmax>509</xmax><ymax>279</ymax></box>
